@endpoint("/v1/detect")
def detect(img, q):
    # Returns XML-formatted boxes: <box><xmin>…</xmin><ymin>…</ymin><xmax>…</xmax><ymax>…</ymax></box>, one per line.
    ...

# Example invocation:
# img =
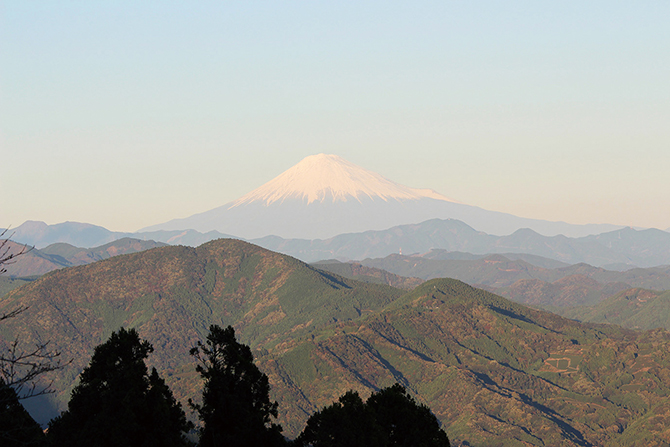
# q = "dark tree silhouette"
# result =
<box><xmin>47</xmin><ymin>328</ymin><xmax>192</xmax><ymax>447</ymax></box>
<box><xmin>296</xmin><ymin>390</ymin><xmax>385</xmax><ymax>447</ymax></box>
<box><xmin>0</xmin><ymin>380</ymin><xmax>45</xmax><ymax>447</ymax></box>
<box><xmin>295</xmin><ymin>384</ymin><xmax>450</xmax><ymax>447</ymax></box>
<box><xmin>190</xmin><ymin>325</ymin><xmax>284</xmax><ymax>447</ymax></box>
<box><xmin>366</xmin><ymin>384</ymin><xmax>450</xmax><ymax>447</ymax></box>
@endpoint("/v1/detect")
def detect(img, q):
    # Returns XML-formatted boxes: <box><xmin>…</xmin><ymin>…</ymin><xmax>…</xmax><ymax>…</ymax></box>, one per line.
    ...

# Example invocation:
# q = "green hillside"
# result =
<box><xmin>497</xmin><ymin>275</ymin><xmax>632</xmax><ymax>308</ymax></box>
<box><xmin>0</xmin><ymin>239</ymin><xmax>402</xmax><ymax>424</ymax></box>
<box><xmin>559</xmin><ymin>289</ymin><xmax>670</xmax><ymax>331</ymax></box>
<box><xmin>4</xmin><ymin>240</ymin><xmax>670</xmax><ymax>445</ymax></box>
<box><xmin>0</xmin><ymin>276</ymin><xmax>37</xmax><ymax>297</ymax></box>
<box><xmin>310</xmin><ymin>260</ymin><xmax>424</xmax><ymax>290</ymax></box>
<box><xmin>260</xmin><ymin>278</ymin><xmax>670</xmax><ymax>445</ymax></box>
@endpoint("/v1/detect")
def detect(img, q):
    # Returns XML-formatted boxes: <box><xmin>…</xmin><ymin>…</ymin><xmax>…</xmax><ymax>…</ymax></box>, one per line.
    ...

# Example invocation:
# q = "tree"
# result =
<box><xmin>47</xmin><ymin>328</ymin><xmax>193</xmax><ymax>447</ymax></box>
<box><xmin>296</xmin><ymin>391</ymin><xmax>385</xmax><ymax>447</ymax></box>
<box><xmin>0</xmin><ymin>380</ymin><xmax>45</xmax><ymax>447</ymax></box>
<box><xmin>366</xmin><ymin>384</ymin><xmax>450</xmax><ymax>447</ymax></box>
<box><xmin>295</xmin><ymin>384</ymin><xmax>450</xmax><ymax>447</ymax></box>
<box><xmin>0</xmin><ymin>228</ymin><xmax>61</xmax><ymax>446</ymax></box>
<box><xmin>190</xmin><ymin>325</ymin><xmax>284</xmax><ymax>447</ymax></box>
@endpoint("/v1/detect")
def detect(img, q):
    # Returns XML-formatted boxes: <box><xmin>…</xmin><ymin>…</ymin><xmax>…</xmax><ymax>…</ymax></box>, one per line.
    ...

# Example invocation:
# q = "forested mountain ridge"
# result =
<box><xmin>261</xmin><ymin>278</ymin><xmax>670</xmax><ymax>445</ymax></box>
<box><xmin>0</xmin><ymin>239</ymin><xmax>402</xmax><ymax>424</ymax></box>
<box><xmin>3</xmin><ymin>240</ymin><xmax>670</xmax><ymax>444</ymax></box>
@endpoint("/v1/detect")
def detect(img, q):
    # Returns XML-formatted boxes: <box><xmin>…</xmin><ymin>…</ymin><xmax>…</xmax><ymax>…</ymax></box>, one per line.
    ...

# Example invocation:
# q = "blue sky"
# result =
<box><xmin>2</xmin><ymin>1</ymin><xmax>669</xmax><ymax>232</ymax></box>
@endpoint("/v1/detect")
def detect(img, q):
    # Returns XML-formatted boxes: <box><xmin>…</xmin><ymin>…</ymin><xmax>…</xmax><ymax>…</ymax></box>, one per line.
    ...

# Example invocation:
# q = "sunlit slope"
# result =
<box><xmin>560</xmin><ymin>288</ymin><xmax>670</xmax><ymax>331</ymax></box>
<box><xmin>262</xmin><ymin>279</ymin><xmax>670</xmax><ymax>445</ymax></box>
<box><xmin>4</xmin><ymin>241</ymin><xmax>670</xmax><ymax>444</ymax></box>
<box><xmin>0</xmin><ymin>239</ymin><xmax>402</xmax><ymax>421</ymax></box>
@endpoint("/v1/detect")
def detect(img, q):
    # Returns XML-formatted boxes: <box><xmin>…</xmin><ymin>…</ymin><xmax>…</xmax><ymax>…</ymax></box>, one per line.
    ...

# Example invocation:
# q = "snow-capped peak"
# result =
<box><xmin>230</xmin><ymin>154</ymin><xmax>458</xmax><ymax>207</ymax></box>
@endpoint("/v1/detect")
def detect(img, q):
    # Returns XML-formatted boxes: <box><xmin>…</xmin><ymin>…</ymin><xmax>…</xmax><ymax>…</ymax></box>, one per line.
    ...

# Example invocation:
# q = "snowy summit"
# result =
<box><xmin>140</xmin><ymin>153</ymin><xmax>621</xmax><ymax>240</ymax></box>
<box><xmin>231</xmin><ymin>154</ymin><xmax>457</xmax><ymax>207</ymax></box>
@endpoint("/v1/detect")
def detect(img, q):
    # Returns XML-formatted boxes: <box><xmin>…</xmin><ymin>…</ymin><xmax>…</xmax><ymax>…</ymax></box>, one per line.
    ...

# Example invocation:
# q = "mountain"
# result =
<box><xmin>359</xmin><ymin>252</ymin><xmax>670</xmax><ymax>291</ymax></box>
<box><xmin>496</xmin><ymin>275</ymin><xmax>633</xmax><ymax>308</ymax></box>
<box><xmin>0</xmin><ymin>240</ymin><xmax>71</xmax><ymax>277</ymax></box>
<box><xmin>581</xmin><ymin>227</ymin><xmax>670</xmax><ymax>268</ymax></box>
<box><xmin>420</xmin><ymin>249</ymin><xmax>571</xmax><ymax>269</ymax></box>
<box><xmin>0</xmin><ymin>239</ymin><xmax>403</xmax><ymax>425</ymax></box>
<box><xmin>358</xmin><ymin>252</ymin><xmax>670</xmax><ymax>306</ymax></box>
<box><xmin>141</xmin><ymin>154</ymin><xmax>622</xmax><ymax>239</ymax></box>
<box><xmin>559</xmin><ymin>288</ymin><xmax>670</xmax><ymax>331</ymax></box>
<box><xmin>8</xmin><ymin>218</ymin><xmax>670</xmax><ymax>273</ymax></box>
<box><xmin>6</xmin><ymin>221</ymin><xmax>125</xmax><ymax>249</ymax></box>
<box><xmin>5</xmin><ymin>221</ymin><xmax>234</xmax><ymax>249</ymax></box>
<box><xmin>310</xmin><ymin>260</ymin><xmax>424</xmax><ymax>290</ymax></box>
<box><xmin>261</xmin><ymin>278</ymin><xmax>670</xmax><ymax>445</ymax></box>
<box><xmin>39</xmin><ymin>238</ymin><xmax>168</xmax><ymax>266</ymax></box>
<box><xmin>0</xmin><ymin>276</ymin><xmax>36</xmax><ymax>298</ymax></box>
<box><xmin>0</xmin><ymin>238</ymin><xmax>167</xmax><ymax>277</ymax></box>
<box><xmin>255</xmin><ymin>218</ymin><xmax>670</xmax><ymax>267</ymax></box>
<box><xmin>5</xmin><ymin>240</ymin><xmax>670</xmax><ymax>444</ymax></box>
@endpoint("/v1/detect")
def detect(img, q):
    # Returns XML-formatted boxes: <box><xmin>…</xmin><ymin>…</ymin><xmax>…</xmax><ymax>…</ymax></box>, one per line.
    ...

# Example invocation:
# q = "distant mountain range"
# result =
<box><xmin>357</xmin><ymin>252</ymin><xmax>670</xmax><ymax>292</ymax></box>
<box><xmin>316</xmin><ymin>253</ymin><xmax>670</xmax><ymax>310</ymax></box>
<box><xmin>313</xmin><ymin>253</ymin><xmax>670</xmax><ymax>335</ymax></box>
<box><xmin>3</xmin><ymin>220</ymin><xmax>233</xmax><ymax>249</ymax></box>
<box><xmin>0</xmin><ymin>238</ymin><xmax>166</xmax><ymax>277</ymax></box>
<box><xmin>5</xmin><ymin>239</ymin><xmax>670</xmax><ymax>444</ymax></box>
<box><xmin>7</xmin><ymin>218</ymin><xmax>670</xmax><ymax>271</ymax></box>
<box><xmin>259</xmin><ymin>218</ymin><xmax>670</xmax><ymax>268</ymax></box>
<box><xmin>140</xmin><ymin>153</ymin><xmax>623</xmax><ymax>239</ymax></box>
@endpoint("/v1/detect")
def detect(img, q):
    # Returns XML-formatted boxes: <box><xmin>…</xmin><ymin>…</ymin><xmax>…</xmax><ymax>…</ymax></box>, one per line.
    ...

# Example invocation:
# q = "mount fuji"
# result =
<box><xmin>141</xmin><ymin>154</ymin><xmax>622</xmax><ymax>239</ymax></box>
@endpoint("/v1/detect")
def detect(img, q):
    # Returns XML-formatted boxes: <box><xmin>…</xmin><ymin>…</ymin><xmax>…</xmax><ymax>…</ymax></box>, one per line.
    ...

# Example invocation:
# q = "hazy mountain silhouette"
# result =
<box><xmin>140</xmin><ymin>154</ymin><xmax>623</xmax><ymax>239</ymax></box>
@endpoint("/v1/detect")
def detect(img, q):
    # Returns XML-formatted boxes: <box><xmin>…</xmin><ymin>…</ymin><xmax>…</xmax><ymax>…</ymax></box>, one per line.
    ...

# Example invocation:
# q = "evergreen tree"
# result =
<box><xmin>295</xmin><ymin>384</ymin><xmax>450</xmax><ymax>447</ymax></box>
<box><xmin>366</xmin><ymin>384</ymin><xmax>450</xmax><ymax>447</ymax></box>
<box><xmin>47</xmin><ymin>328</ymin><xmax>192</xmax><ymax>447</ymax></box>
<box><xmin>190</xmin><ymin>325</ymin><xmax>284</xmax><ymax>447</ymax></box>
<box><xmin>296</xmin><ymin>391</ymin><xmax>385</xmax><ymax>447</ymax></box>
<box><xmin>0</xmin><ymin>379</ymin><xmax>45</xmax><ymax>447</ymax></box>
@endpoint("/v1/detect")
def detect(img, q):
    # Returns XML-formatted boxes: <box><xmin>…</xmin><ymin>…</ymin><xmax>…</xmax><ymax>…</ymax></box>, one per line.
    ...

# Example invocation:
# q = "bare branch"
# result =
<box><xmin>0</xmin><ymin>227</ymin><xmax>33</xmax><ymax>275</ymax></box>
<box><xmin>0</xmin><ymin>227</ymin><xmax>67</xmax><ymax>403</ymax></box>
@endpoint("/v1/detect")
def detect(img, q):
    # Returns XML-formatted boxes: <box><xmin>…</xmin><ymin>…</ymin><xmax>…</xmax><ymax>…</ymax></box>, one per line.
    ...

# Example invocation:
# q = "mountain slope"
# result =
<box><xmin>260</xmin><ymin>278</ymin><xmax>670</xmax><ymax>445</ymax></box>
<box><xmin>141</xmin><ymin>154</ymin><xmax>622</xmax><ymax>239</ymax></box>
<box><xmin>0</xmin><ymin>239</ymin><xmax>403</xmax><ymax>423</ymax></box>
<box><xmin>310</xmin><ymin>260</ymin><xmax>424</xmax><ymax>290</ymax></box>
<box><xmin>0</xmin><ymin>240</ymin><xmax>70</xmax><ymax>277</ymax></box>
<box><xmin>4</xmin><ymin>241</ymin><xmax>670</xmax><ymax>444</ymax></box>
<box><xmin>230</xmin><ymin>153</ymin><xmax>455</xmax><ymax>206</ymax></box>
<box><xmin>0</xmin><ymin>238</ymin><xmax>167</xmax><ymax>277</ymax></box>
<box><xmin>559</xmin><ymin>288</ymin><xmax>670</xmax><ymax>331</ymax></box>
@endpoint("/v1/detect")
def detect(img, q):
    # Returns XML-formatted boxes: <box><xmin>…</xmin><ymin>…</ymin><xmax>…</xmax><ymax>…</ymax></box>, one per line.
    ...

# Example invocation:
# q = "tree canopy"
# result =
<box><xmin>295</xmin><ymin>384</ymin><xmax>450</xmax><ymax>447</ymax></box>
<box><xmin>47</xmin><ymin>328</ymin><xmax>192</xmax><ymax>447</ymax></box>
<box><xmin>0</xmin><ymin>380</ymin><xmax>45</xmax><ymax>447</ymax></box>
<box><xmin>190</xmin><ymin>324</ymin><xmax>284</xmax><ymax>447</ymax></box>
